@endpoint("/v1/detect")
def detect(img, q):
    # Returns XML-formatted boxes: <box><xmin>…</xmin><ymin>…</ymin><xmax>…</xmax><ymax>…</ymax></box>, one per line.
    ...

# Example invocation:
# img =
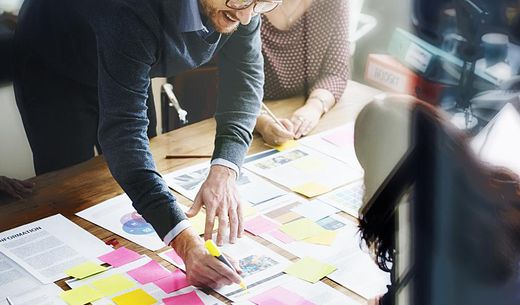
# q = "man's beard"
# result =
<box><xmin>199</xmin><ymin>0</ymin><xmax>240</xmax><ymax>34</ymax></box>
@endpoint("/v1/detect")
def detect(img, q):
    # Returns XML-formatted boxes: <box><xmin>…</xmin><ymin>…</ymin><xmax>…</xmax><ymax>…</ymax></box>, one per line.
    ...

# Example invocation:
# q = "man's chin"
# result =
<box><xmin>216</xmin><ymin>24</ymin><xmax>239</xmax><ymax>34</ymax></box>
<box><xmin>211</xmin><ymin>16</ymin><xmax>239</xmax><ymax>34</ymax></box>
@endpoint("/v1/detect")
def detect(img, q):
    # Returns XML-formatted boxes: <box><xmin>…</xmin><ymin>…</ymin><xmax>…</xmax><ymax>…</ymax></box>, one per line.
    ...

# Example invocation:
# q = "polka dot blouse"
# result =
<box><xmin>261</xmin><ymin>0</ymin><xmax>351</xmax><ymax>102</ymax></box>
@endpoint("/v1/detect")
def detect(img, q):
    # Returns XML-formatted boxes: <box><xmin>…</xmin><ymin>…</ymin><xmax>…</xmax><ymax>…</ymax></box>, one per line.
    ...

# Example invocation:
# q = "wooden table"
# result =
<box><xmin>0</xmin><ymin>81</ymin><xmax>381</xmax><ymax>304</ymax></box>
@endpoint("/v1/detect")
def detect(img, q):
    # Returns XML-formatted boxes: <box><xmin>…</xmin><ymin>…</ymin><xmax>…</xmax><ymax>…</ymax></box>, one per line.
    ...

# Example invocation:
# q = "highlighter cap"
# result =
<box><xmin>205</xmin><ymin>239</ymin><xmax>222</xmax><ymax>256</ymax></box>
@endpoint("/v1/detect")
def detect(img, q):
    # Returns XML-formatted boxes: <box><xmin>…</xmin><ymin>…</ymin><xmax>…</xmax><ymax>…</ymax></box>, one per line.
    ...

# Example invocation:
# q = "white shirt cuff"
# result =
<box><xmin>211</xmin><ymin>158</ymin><xmax>240</xmax><ymax>177</ymax></box>
<box><xmin>163</xmin><ymin>219</ymin><xmax>192</xmax><ymax>246</ymax></box>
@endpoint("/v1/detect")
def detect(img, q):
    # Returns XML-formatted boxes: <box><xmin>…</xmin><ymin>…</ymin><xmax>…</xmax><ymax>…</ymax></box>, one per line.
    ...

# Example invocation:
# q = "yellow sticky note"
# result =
<box><xmin>304</xmin><ymin>230</ymin><xmax>338</xmax><ymax>246</ymax></box>
<box><xmin>284</xmin><ymin>257</ymin><xmax>337</xmax><ymax>283</ymax></box>
<box><xmin>91</xmin><ymin>274</ymin><xmax>136</xmax><ymax>297</ymax></box>
<box><xmin>280</xmin><ymin>218</ymin><xmax>326</xmax><ymax>240</ymax></box>
<box><xmin>112</xmin><ymin>289</ymin><xmax>157</xmax><ymax>305</ymax></box>
<box><xmin>65</xmin><ymin>262</ymin><xmax>108</xmax><ymax>279</ymax></box>
<box><xmin>266</xmin><ymin>139</ymin><xmax>298</xmax><ymax>152</ymax></box>
<box><xmin>292</xmin><ymin>157</ymin><xmax>326</xmax><ymax>172</ymax></box>
<box><xmin>291</xmin><ymin>182</ymin><xmax>331</xmax><ymax>198</ymax></box>
<box><xmin>242</xmin><ymin>202</ymin><xmax>259</xmax><ymax>219</ymax></box>
<box><xmin>189</xmin><ymin>212</ymin><xmax>219</xmax><ymax>235</ymax></box>
<box><xmin>60</xmin><ymin>285</ymin><xmax>103</xmax><ymax>305</ymax></box>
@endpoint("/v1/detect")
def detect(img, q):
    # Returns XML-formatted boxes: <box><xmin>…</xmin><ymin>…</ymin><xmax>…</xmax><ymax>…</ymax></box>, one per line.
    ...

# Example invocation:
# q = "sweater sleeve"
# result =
<box><xmin>95</xmin><ymin>4</ymin><xmax>187</xmax><ymax>240</ymax></box>
<box><xmin>213</xmin><ymin>15</ymin><xmax>264</xmax><ymax>170</ymax></box>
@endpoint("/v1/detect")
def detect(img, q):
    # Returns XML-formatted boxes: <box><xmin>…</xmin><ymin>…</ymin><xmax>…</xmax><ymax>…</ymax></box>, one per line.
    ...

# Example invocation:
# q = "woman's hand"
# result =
<box><xmin>256</xmin><ymin>115</ymin><xmax>294</xmax><ymax>146</ymax></box>
<box><xmin>290</xmin><ymin>101</ymin><xmax>323</xmax><ymax>138</ymax></box>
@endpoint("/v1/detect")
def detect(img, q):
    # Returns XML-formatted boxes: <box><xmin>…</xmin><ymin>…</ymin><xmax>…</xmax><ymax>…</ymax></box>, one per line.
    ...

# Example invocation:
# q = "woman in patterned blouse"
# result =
<box><xmin>255</xmin><ymin>0</ymin><xmax>350</xmax><ymax>145</ymax></box>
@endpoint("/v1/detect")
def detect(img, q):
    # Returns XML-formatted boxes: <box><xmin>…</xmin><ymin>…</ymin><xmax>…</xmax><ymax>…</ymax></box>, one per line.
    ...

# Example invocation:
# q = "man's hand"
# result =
<box><xmin>171</xmin><ymin>227</ymin><xmax>242</xmax><ymax>289</ymax></box>
<box><xmin>186</xmin><ymin>165</ymin><xmax>243</xmax><ymax>245</ymax></box>
<box><xmin>0</xmin><ymin>176</ymin><xmax>34</xmax><ymax>199</ymax></box>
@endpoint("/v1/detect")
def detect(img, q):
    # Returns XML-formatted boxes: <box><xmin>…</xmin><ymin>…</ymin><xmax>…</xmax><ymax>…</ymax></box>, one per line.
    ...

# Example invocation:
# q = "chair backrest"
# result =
<box><xmin>0</xmin><ymin>23</ymin><xmax>14</xmax><ymax>84</ymax></box>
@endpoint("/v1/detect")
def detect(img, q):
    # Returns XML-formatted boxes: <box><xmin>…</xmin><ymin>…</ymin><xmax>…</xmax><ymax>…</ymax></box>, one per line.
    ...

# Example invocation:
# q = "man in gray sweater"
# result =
<box><xmin>14</xmin><ymin>0</ymin><xmax>280</xmax><ymax>288</ymax></box>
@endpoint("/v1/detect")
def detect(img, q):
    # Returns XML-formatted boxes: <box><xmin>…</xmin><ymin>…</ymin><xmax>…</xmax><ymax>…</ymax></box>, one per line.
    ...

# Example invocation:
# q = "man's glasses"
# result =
<box><xmin>226</xmin><ymin>0</ymin><xmax>282</xmax><ymax>14</ymax></box>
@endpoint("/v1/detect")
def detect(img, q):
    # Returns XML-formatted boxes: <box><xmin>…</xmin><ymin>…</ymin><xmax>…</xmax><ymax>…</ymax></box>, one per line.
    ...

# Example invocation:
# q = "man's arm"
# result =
<box><xmin>94</xmin><ymin>4</ymin><xmax>245</xmax><ymax>289</ymax></box>
<box><xmin>186</xmin><ymin>15</ymin><xmax>264</xmax><ymax>245</ymax></box>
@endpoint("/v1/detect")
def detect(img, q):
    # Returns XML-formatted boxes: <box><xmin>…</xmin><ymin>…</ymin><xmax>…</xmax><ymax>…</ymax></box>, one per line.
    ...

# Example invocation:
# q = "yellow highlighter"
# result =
<box><xmin>204</xmin><ymin>240</ymin><xmax>248</xmax><ymax>291</ymax></box>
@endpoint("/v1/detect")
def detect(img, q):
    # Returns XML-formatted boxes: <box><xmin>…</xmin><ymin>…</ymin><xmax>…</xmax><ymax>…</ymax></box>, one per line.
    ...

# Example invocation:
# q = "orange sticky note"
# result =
<box><xmin>291</xmin><ymin>182</ymin><xmax>331</xmax><ymax>198</ymax></box>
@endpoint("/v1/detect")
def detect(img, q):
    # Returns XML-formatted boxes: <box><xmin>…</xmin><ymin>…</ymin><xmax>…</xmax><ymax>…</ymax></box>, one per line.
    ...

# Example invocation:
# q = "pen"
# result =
<box><xmin>165</xmin><ymin>154</ymin><xmax>212</xmax><ymax>159</ymax></box>
<box><xmin>204</xmin><ymin>240</ymin><xmax>247</xmax><ymax>291</ymax></box>
<box><xmin>6</xmin><ymin>297</ymin><xmax>13</xmax><ymax>305</ymax></box>
<box><xmin>261</xmin><ymin>102</ymin><xmax>286</xmax><ymax>130</ymax></box>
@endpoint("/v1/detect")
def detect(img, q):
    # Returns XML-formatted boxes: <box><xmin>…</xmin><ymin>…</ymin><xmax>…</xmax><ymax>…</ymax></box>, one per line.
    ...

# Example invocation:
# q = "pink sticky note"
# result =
<box><xmin>127</xmin><ymin>260</ymin><xmax>170</xmax><ymax>284</ymax></box>
<box><xmin>153</xmin><ymin>269</ymin><xmax>190</xmax><ymax>293</ymax></box>
<box><xmin>244</xmin><ymin>215</ymin><xmax>279</xmax><ymax>235</ymax></box>
<box><xmin>322</xmin><ymin>128</ymin><xmax>353</xmax><ymax>148</ymax></box>
<box><xmin>250</xmin><ymin>287</ymin><xmax>315</xmax><ymax>305</ymax></box>
<box><xmin>163</xmin><ymin>290</ymin><xmax>204</xmax><ymax>305</ymax></box>
<box><xmin>98</xmin><ymin>247</ymin><xmax>142</xmax><ymax>268</ymax></box>
<box><xmin>269</xmin><ymin>230</ymin><xmax>294</xmax><ymax>243</ymax></box>
<box><xmin>164</xmin><ymin>249</ymin><xmax>184</xmax><ymax>265</ymax></box>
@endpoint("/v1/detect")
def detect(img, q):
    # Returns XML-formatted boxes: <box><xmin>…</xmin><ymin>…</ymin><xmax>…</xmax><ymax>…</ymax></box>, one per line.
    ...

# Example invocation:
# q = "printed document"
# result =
<box><xmin>0</xmin><ymin>214</ymin><xmax>111</xmax><ymax>283</ymax></box>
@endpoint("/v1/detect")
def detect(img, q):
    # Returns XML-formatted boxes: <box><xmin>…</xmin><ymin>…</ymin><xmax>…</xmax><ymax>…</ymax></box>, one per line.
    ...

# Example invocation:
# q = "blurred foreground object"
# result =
<box><xmin>355</xmin><ymin>94</ymin><xmax>520</xmax><ymax>305</ymax></box>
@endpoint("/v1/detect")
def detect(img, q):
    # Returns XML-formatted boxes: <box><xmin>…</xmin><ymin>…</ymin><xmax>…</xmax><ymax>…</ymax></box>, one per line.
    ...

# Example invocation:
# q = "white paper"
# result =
<box><xmin>233</xmin><ymin>275</ymin><xmax>362</xmax><ymax>305</ymax></box>
<box><xmin>317</xmin><ymin>180</ymin><xmax>365</xmax><ymax>218</ymax></box>
<box><xmin>0</xmin><ymin>214</ymin><xmax>111</xmax><ymax>283</ymax></box>
<box><xmin>0</xmin><ymin>283</ymin><xmax>65</xmax><ymax>305</ymax></box>
<box><xmin>326</xmin><ymin>248</ymin><xmax>391</xmax><ymax>299</ymax></box>
<box><xmin>298</xmin><ymin>123</ymin><xmax>364</xmax><ymax>172</ymax></box>
<box><xmin>471</xmin><ymin>103</ymin><xmax>520</xmax><ymax>176</ymax></box>
<box><xmin>76</xmin><ymin>194</ymin><xmax>166</xmax><ymax>251</ymax></box>
<box><xmin>243</xmin><ymin>146</ymin><xmax>363</xmax><ymax>192</ymax></box>
<box><xmin>0</xmin><ymin>252</ymin><xmax>41</xmax><ymax>299</ymax></box>
<box><xmin>163</xmin><ymin>163</ymin><xmax>287</xmax><ymax>205</ymax></box>
<box><xmin>290</xmin><ymin>199</ymin><xmax>340</xmax><ymax>222</ymax></box>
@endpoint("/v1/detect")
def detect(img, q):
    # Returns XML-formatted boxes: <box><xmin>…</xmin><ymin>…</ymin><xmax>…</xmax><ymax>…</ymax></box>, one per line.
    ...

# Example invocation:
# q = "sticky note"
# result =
<box><xmin>322</xmin><ymin>128</ymin><xmax>353</xmax><ymax>148</ymax></box>
<box><xmin>127</xmin><ymin>260</ymin><xmax>170</xmax><ymax>284</ymax></box>
<box><xmin>98</xmin><ymin>247</ymin><xmax>142</xmax><ymax>267</ymax></box>
<box><xmin>304</xmin><ymin>230</ymin><xmax>338</xmax><ymax>246</ymax></box>
<box><xmin>188</xmin><ymin>212</ymin><xmax>219</xmax><ymax>235</ymax></box>
<box><xmin>292</xmin><ymin>157</ymin><xmax>326</xmax><ymax>172</ymax></box>
<box><xmin>284</xmin><ymin>257</ymin><xmax>337</xmax><ymax>283</ymax></box>
<box><xmin>242</xmin><ymin>202</ymin><xmax>259</xmax><ymax>218</ymax></box>
<box><xmin>266</xmin><ymin>139</ymin><xmax>298</xmax><ymax>152</ymax></box>
<box><xmin>249</xmin><ymin>286</ymin><xmax>315</xmax><ymax>305</ymax></box>
<box><xmin>291</xmin><ymin>182</ymin><xmax>331</xmax><ymax>198</ymax></box>
<box><xmin>268</xmin><ymin>230</ymin><xmax>294</xmax><ymax>243</ymax></box>
<box><xmin>91</xmin><ymin>274</ymin><xmax>136</xmax><ymax>296</ymax></box>
<box><xmin>244</xmin><ymin>215</ymin><xmax>279</xmax><ymax>235</ymax></box>
<box><xmin>60</xmin><ymin>285</ymin><xmax>103</xmax><ymax>305</ymax></box>
<box><xmin>153</xmin><ymin>269</ymin><xmax>190</xmax><ymax>293</ymax></box>
<box><xmin>112</xmin><ymin>289</ymin><xmax>157</xmax><ymax>305</ymax></box>
<box><xmin>65</xmin><ymin>262</ymin><xmax>108</xmax><ymax>279</ymax></box>
<box><xmin>163</xmin><ymin>290</ymin><xmax>204</xmax><ymax>305</ymax></box>
<box><xmin>280</xmin><ymin>218</ymin><xmax>326</xmax><ymax>240</ymax></box>
<box><xmin>164</xmin><ymin>249</ymin><xmax>184</xmax><ymax>265</ymax></box>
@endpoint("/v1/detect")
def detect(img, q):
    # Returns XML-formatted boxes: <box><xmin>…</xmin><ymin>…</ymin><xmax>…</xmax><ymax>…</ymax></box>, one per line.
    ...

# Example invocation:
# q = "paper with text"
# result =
<box><xmin>0</xmin><ymin>214</ymin><xmax>111</xmax><ymax>283</ymax></box>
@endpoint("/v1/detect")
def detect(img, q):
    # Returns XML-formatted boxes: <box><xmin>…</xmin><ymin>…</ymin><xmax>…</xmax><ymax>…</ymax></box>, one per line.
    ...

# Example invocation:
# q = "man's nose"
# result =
<box><xmin>236</xmin><ymin>4</ymin><xmax>255</xmax><ymax>25</ymax></box>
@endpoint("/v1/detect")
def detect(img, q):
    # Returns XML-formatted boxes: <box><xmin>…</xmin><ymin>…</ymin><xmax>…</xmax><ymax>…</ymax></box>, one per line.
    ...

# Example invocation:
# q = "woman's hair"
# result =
<box><xmin>358</xmin><ymin>99</ymin><xmax>520</xmax><ymax>281</ymax></box>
